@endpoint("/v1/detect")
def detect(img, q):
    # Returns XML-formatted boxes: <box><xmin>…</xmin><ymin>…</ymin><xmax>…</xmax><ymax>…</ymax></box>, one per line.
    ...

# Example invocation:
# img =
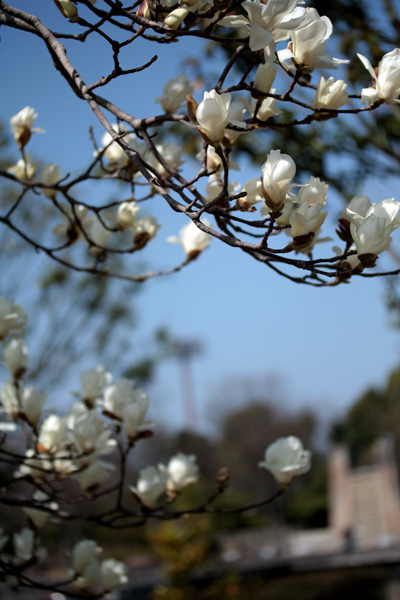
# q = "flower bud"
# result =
<box><xmin>4</xmin><ymin>339</ymin><xmax>28</xmax><ymax>378</ymax></box>
<box><xmin>164</xmin><ymin>7</ymin><xmax>189</xmax><ymax>28</ymax></box>
<box><xmin>259</xmin><ymin>436</ymin><xmax>311</xmax><ymax>486</ymax></box>
<box><xmin>261</xmin><ymin>149</ymin><xmax>296</xmax><ymax>211</ymax></box>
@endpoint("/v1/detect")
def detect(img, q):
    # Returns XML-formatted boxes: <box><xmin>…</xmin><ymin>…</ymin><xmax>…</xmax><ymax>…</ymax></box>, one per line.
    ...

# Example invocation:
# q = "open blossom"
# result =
<box><xmin>297</xmin><ymin>177</ymin><xmax>328</xmax><ymax>208</ymax></box>
<box><xmin>196</xmin><ymin>90</ymin><xmax>231</xmax><ymax>144</ymax></box>
<box><xmin>156</xmin><ymin>74</ymin><xmax>193</xmax><ymax>114</ymax></box>
<box><xmin>365</xmin><ymin>198</ymin><xmax>400</xmax><ymax>230</ymax></box>
<box><xmin>290</xmin><ymin>202</ymin><xmax>328</xmax><ymax>244</ymax></box>
<box><xmin>38</xmin><ymin>415</ymin><xmax>66</xmax><ymax>453</ymax></box>
<box><xmin>84</xmin><ymin>216</ymin><xmax>112</xmax><ymax>254</ymax></box>
<box><xmin>314</xmin><ymin>76</ymin><xmax>349</xmax><ymax>109</ymax></box>
<box><xmin>7</xmin><ymin>154</ymin><xmax>39</xmax><ymax>181</ymax></box>
<box><xmin>131</xmin><ymin>215</ymin><xmax>160</xmax><ymax>249</ymax></box>
<box><xmin>10</xmin><ymin>106</ymin><xmax>43</xmax><ymax>149</ymax></box>
<box><xmin>261</xmin><ymin>149</ymin><xmax>296</xmax><ymax>211</ymax></box>
<box><xmin>72</xmin><ymin>539</ymin><xmax>102</xmax><ymax>575</ymax></box>
<box><xmin>278</xmin><ymin>8</ymin><xmax>349</xmax><ymax>71</ymax></box>
<box><xmin>239</xmin><ymin>178</ymin><xmax>264</xmax><ymax>208</ymax></box>
<box><xmin>80</xmin><ymin>365</ymin><xmax>111</xmax><ymax>404</ymax></box>
<box><xmin>100</xmin><ymin>124</ymin><xmax>144</xmax><ymax>168</ymax></box>
<box><xmin>220</xmin><ymin>0</ymin><xmax>307</xmax><ymax>55</ymax></box>
<box><xmin>350</xmin><ymin>214</ymin><xmax>393</xmax><ymax>264</ymax></box>
<box><xmin>103</xmin><ymin>379</ymin><xmax>153</xmax><ymax>439</ymax></box>
<box><xmin>259</xmin><ymin>436</ymin><xmax>311</xmax><ymax>486</ymax></box>
<box><xmin>247</xmin><ymin>93</ymin><xmax>281</xmax><ymax>121</ymax></box>
<box><xmin>21</xmin><ymin>386</ymin><xmax>47</xmax><ymax>427</ymax></box>
<box><xmin>73</xmin><ymin>460</ymin><xmax>115</xmax><ymax>492</ymax></box>
<box><xmin>167</xmin><ymin>219</ymin><xmax>211</xmax><ymax>260</ymax></box>
<box><xmin>0</xmin><ymin>297</ymin><xmax>28</xmax><ymax>339</ymax></box>
<box><xmin>4</xmin><ymin>338</ymin><xmax>28</xmax><ymax>378</ymax></box>
<box><xmin>67</xmin><ymin>403</ymin><xmax>116</xmax><ymax>458</ymax></box>
<box><xmin>114</xmin><ymin>201</ymin><xmax>140</xmax><ymax>230</ymax></box>
<box><xmin>100</xmin><ymin>559</ymin><xmax>128</xmax><ymax>591</ymax></box>
<box><xmin>160</xmin><ymin>452</ymin><xmax>200</xmax><ymax>492</ymax></box>
<box><xmin>358</xmin><ymin>48</ymin><xmax>400</xmax><ymax>106</ymax></box>
<box><xmin>145</xmin><ymin>141</ymin><xmax>183</xmax><ymax>176</ymax></box>
<box><xmin>39</xmin><ymin>163</ymin><xmax>62</xmax><ymax>199</ymax></box>
<box><xmin>121</xmin><ymin>390</ymin><xmax>154</xmax><ymax>440</ymax></box>
<box><xmin>339</xmin><ymin>194</ymin><xmax>372</xmax><ymax>227</ymax></box>
<box><xmin>130</xmin><ymin>465</ymin><xmax>168</xmax><ymax>508</ymax></box>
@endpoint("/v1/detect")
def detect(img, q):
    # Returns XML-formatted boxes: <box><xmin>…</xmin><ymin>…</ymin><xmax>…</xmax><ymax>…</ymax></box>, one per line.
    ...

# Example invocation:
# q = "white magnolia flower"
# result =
<box><xmin>145</xmin><ymin>141</ymin><xmax>183</xmax><ymax>176</ymax></box>
<box><xmin>23</xmin><ymin>491</ymin><xmax>58</xmax><ymax>530</ymax></box>
<box><xmin>121</xmin><ymin>389</ymin><xmax>154</xmax><ymax>440</ymax></box>
<box><xmin>13</xmin><ymin>528</ymin><xmax>34</xmax><ymax>565</ymax></box>
<box><xmin>39</xmin><ymin>163</ymin><xmax>62</xmax><ymax>199</ymax></box>
<box><xmin>15</xmin><ymin>449</ymin><xmax>49</xmax><ymax>480</ymax></box>
<box><xmin>80</xmin><ymin>365</ymin><xmax>111</xmax><ymax>404</ymax></box>
<box><xmin>114</xmin><ymin>201</ymin><xmax>140</xmax><ymax>230</ymax></box>
<box><xmin>52</xmin><ymin>203</ymin><xmax>89</xmax><ymax>240</ymax></box>
<box><xmin>220</xmin><ymin>0</ymin><xmax>307</xmax><ymax>55</ymax></box>
<box><xmin>73</xmin><ymin>460</ymin><xmax>115</xmax><ymax>492</ymax></box>
<box><xmin>156</xmin><ymin>74</ymin><xmax>193</xmax><ymax>114</ymax></box>
<box><xmin>164</xmin><ymin>7</ymin><xmax>190</xmax><ymax>28</ymax></box>
<box><xmin>161</xmin><ymin>452</ymin><xmax>200</xmax><ymax>492</ymax></box>
<box><xmin>130</xmin><ymin>465</ymin><xmax>168</xmax><ymax>508</ymax></box>
<box><xmin>84</xmin><ymin>216</ymin><xmax>112</xmax><ymax>254</ymax></box>
<box><xmin>261</xmin><ymin>149</ymin><xmax>296</xmax><ymax>211</ymax></box>
<box><xmin>100</xmin><ymin>124</ymin><xmax>144</xmax><ymax>168</ymax></box>
<box><xmin>339</xmin><ymin>194</ymin><xmax>372</xmax><ymax>227</ymax></box>
<box><xmin>240</xmin><ymin>178</ymin><xmax>264</xmax><ymax>206</ymax></box>
<box><xmin>75</xmin><ymin>560</ymin><xmax>100</xmax><ymax>590</ymax></box>
<box><xmin>7</xmin><ymin>153</ymin><xmax>39</xmax><ymax>181</ymax></box>
<box><xmin>244</xmin><ymin>93</ymin><xmax>281</xmax><ymax>121</ymax></box>
<box><xmin>290</xmin><ymin>202</ymin><xmax>328</xmax><ymax>242</ymax></box>
<box><xmin>1</xmin><ymin>382</ymin><xmax>19</xmax><ymax>419</ymax></box>
<box><xmin>54</xmin><ymin>0</ymin><xmax>79</xmax><ymax>20</ymax></box>
<box><xmin>358</xmin><ymin>48</ymin><xmax>400</xmax><ymax>106</ymax></box>
<box><xmin>350</xmin><ymin>214</ymin><xmax>393</xmax><ymax>263</ymax></box>
<box><xmin>254</xmin><ymin>61</ymin><xmax>278</xmax><ymax>94</ymax></box>
<box><xmin>100</xmin><ymin>558</ymin><xmax>128</xmax><ymax>591</ymax></box>
<box><xmin>4</xmin><ymin>338</ymin><xmax>28</xmax><ymax>378</ymax></box>
<box><xmin>21</xmin><ymin>386</ymin><xmax>47</xmax><ymax>427</ymax></box>
<box><xmin>131</xmin><ymin>215</ymin><xmax>160</xmax><ymax>248</ymax></box>
<box><xmin>278</xmin><ymin>8</ymin><xmax>349</xmax><ymax>71</ymax></box>
<box><xmin>314</xmin><ymin>76</ymin><xmax>349</xmax><ymax>110</ymax></box>
<box><xmin>72</xmin><ymin>539</ymin><xmax>102</xmax><ymax>575</ymax></box>
<box><xmin>68</xmin><ymin>404</ymin><xmax>116</xmax><ymax>458</ymax></box>
<box><xmin>224</xmin><ymin>101</ymin><xmax>247</xmax><ymax>145</ymax></box>
<box><xmin>297</xmin><ymin>176</ymin><xmax>328</xmax><ymax>208</ymax></box>
<box><xmin>167</xmin><ymin>219</ymin><xmax>211</xmax><ymax>259</ymax></box>
<box><xmin>38</xmin><ymin>415</ymin><xmax>66</xmax><ymax>453</ymax></box>
<box><xmin>365</xmin><ymin>198</ymin><xmax>400</xmax><ymax>230</ymax></box>
<box><xmin>259</xmin><ymin>436</ymin><xmax>311</xmax><ymax>485</ymax></box>
<box><xmin>10</xmin><ymin>106</ymin><xmax>43</xmax><ymax>149</ymax></box>
<box><xmin>196</xmin><ymin>90</ymin><xmax>232</xmax><ymax>144</ymax></box>
<box><xmin>204</xmin><ymin>175</ymin><xmax>240</xmax><ymax>202</ymax></box>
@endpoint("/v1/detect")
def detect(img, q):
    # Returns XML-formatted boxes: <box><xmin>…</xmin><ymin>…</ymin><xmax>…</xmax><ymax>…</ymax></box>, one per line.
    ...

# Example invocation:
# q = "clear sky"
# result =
<box><xmin>1</xmin><ymin>1</ymin><xmax>400</xmax><ymax>436</ymax></box>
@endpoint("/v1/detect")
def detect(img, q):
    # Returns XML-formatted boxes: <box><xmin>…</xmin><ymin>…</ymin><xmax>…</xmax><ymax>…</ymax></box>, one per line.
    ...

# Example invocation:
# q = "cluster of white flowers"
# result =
<box><xmin>71</xmin><ymin>539</ymin><xmax>127</xmax><ymax>592</ymax></box>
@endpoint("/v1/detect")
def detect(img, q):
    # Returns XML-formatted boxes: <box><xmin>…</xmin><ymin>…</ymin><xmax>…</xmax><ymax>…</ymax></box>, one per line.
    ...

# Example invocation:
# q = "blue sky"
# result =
<box><xmin>1</xmin><ymin>1</ymin><xmax>400</xmax><ymax>435</ymax></box>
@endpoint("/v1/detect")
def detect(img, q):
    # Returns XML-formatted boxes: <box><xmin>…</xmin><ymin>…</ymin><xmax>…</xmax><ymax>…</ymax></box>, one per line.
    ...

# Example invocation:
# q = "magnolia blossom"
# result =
<box><xmin>39</xmin><ymin>163</ymin><xmax>62</xmax><ymax>199</ymax></box>
<box><xmin>4</xmin><ymin>338</ymin><xmax>28</xmax><ymax>378</ymax></box>
<box><xmin>290</xmin><ymin>202</ymin><xmax>328</xmax><ymax>243</ymax></box>
<box><xmin>121</xmin><ymin>390</ymin><xmax>154</xmax><ymax>440</ymax></box>
<box><xmin>161</xmin><ymin>452</ymin><xmax>200</xmax><ymax>492</ymax></box>
<box><xmin>84</xmin><ymin>216</ymin><xmax>112</xmax><ymax>254</ymax></box>
<box><xmin>220</xmin><ymin>0</ymin><xmax>307</xmax><ymax>54</ymax></box>
<box><xmin>0</xmin><ymin>297</ymin><xmax>28</xmax><ymax>340</ymax></box>
<box><xmin>54</xmin><ymin>0</ymin><xmax>79</xmax><ymax>19</ymax></box>
<box><xmin>114</xmin><ymin>201</ymin><xmax>140</xmax><ymax>230</ymax></box>
<box><xmin>68</xmin><ymin>404</ymin><xmax>116</xmax><ymax>458</ymax></box>
<box><xmin>80</xmin><ymin>365</ymin><xmax>111</xmax><ymax>403</ymax></box>
<box><xmin>130</xmin><ymin>465</ymin><xmax>168</xmax><ymax>508</ymax></box>
<box><xmin>38</xmin><ymin>415</ymin><xmax>66</xmax><ymax>453</ymax></box>
<box><xmin>366</xmin><ymin>198</ymin><xmax>400</xmax><ymax>230</ymax></box>
<box><xmin>7</xmin><ymin>153</ymin><xmax>39</xmax><ymax>181</ymax></box>
<box><xmin>278</xmin><ymin>8</ymin><xmax>348</xmax><ymax>71</ymax></box>
<box><xmin>72</xmin><ymin>539</ymin><xmax>102</xmax><ymax>574</ymax></box>
<box><xmin>254</xmin><ymin>61</ymin><xmax>278</xmax><ymax>94</ymax></box>
<box><xmin>297</xmin><ymin>177</ymin><xmax>328</xmax><ymax>208</ymax></box>
<box><xmin>261</xmin><ymin>149</ymin><xmax>296</xmax><ymax>211</ymax></box>
<box><xmin>259</xmin><ymin>436</ymin><xmax>311</xmax><ymax>485</ymax></box>
<box><xmin>339</xmin><ymin>194</ymin><xmax>372</xmax><ymax>227</ymax></box>
<box><xmin>52</xmin><ymin>203</ymin><xmax>88</xmax><ymax>241</ymax></box>
<box><xmin>240</xmin><ymin>178</ymin><xmax>264</xmax><ymax>207</ymax></box>
<box><xmin>23</xmin><ymin>491</ymin><xmax>58</xmax><ymax>530</ymax></box>
<box><xmin>103</xmin><ymin>379</ymin><xmax>153</xmax><ymax>439</ymax></box>
<box><xmin>245</xmin><ymin>93</ymin><xmax>282</xmax><ymax>121</ymax></box>
<box><xmin>100</xmin><ymin>559</ymin><xmax>128</xmax><ymax>591</ymax></box>
<box><xmin>314</xmin><ymin>76</ymin><xmax>349</xmax><ymax>109</ymax></box>
<box><xmin>10</xmin><ymin>106</ymin><xmax>43</xmax><ymax>149</ymax></box>
<box><xmin>145</xmin><ymin>141</ymin><xmax>183</xmax><ymax>176</ymax></box>
<box><xmin>13</xmin><ymin>528</ymin><xmax>34</xmax><ymax>565</ymax></box>
<box><xmin>131</xmin><ymin>215</ymin><xmax>160</xmax><ymax>249</ymax></box>
<box><xmin>1</xmin><ymin>382</ymin><xmax>19</xmax><ymax>419</ymax></box>
<box><xmin>73</xmin><ymin>460</ymin><xmax>115</xmax><ymax>492</ymax></box>
<box><xmin>21</xmin><ymin>386</ymin><xmax>47</xmax><ymax>427</ymax></box>
<box><xmin>196</xmin><ymin>90</ymin><xmax>231</xmax><ymax>144</ymax></box>
<box><xmin>100</xmin><ymin>124</ymin><xmax>144</xmax><ymax>168</ymax></box>
<box><xmin>167</xmin><ymin>219</ymin><xmax>211</xmax><ymax>260</ymax></box>
<box><xmin>156</xmin><ymin>74</ymin><xmax>193</xmax><ymax>114</ymax></box>
<box><xmin>350</xmin><ymin>214</ymin><xmax>393</xmax><ymax>264</ymax></box>
<box><xmin>358</xmin><ymin>48</ymin><xmax>400</xmax><ymax>106</ymax></box>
